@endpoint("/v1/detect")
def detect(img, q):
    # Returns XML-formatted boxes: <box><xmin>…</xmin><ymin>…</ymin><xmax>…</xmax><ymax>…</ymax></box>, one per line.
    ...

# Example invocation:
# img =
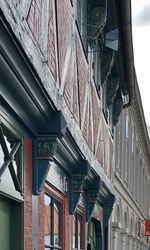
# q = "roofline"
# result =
<box><xmin>132</xmin><ymin>76</ymin><xmax>150</xmax><ymax>167</ymax></box>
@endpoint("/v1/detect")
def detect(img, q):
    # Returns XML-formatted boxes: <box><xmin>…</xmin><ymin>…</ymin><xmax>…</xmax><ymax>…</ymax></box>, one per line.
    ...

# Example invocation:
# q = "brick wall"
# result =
<box><xmin>27</xmin><ymin>0</ymin><xmax>42</xmax><ymax>44</ymax></box>
<box><xmin>56</xmin><ymin>0</ymin><xmax>73</xmax><ymax>79</ymax></box>
<box><xmin>73</xmin><ymin>75</ymin><xmax>80</xmax><ymax>124</ymax></box>
<box><xmin>27</xmin><ymin>0</ymin><xmax>57</xmax><ymax>80</ymax></box>
<box><xmin>63</xmin><ymin>58</ymin><xmax>73</xmax><ymax>111</ymax></box>
<box><xmin>24</xmin><ymin>137</ymin><xmax>32</xmax><ymax>250</ymax></box>
<box><xmin>3</xmin><ymin>0</ymin><xmax>114</xmax><ymax>180</ymax></box>
<box><xmin>47</xmin><ymin>1</ymin><xmax>57</xmax><ymax>80</ymax></box>
<box><xmin>97</xmin><ymin>119</ymin><xmax>104</xmax><ymax>166</ymax></box>
<box><xmin>63</xmin><ymin>193</ymin><xmax>69</xmax><ymax>250</ymax></box>
<box><xmin>88</xmin><ymin>104</ymin><xmax>93</xmax><ymax>151</ymax></box>
<box><xmin>76</xmin><ymin>39</ymin><xmax>88</xmax><ymax>128</ymax></box>
<box><xmin>38</xmin><ymin>191</ymin><xmax>45</xmax><ymax>250</ymax></box>
<box><xmin>82</xmin><ymin>104</ymin><xmax>88</xmax><ymax>141</ymax></box>
<box><xmin>25</xmin><ymin>0</ymin><xmax>114</xmax><ymax>178</ymax></box>
<box><xmin>91</xmin><ymin>83</ymin><xmax>101</xmax><ymax>154</ymax></box>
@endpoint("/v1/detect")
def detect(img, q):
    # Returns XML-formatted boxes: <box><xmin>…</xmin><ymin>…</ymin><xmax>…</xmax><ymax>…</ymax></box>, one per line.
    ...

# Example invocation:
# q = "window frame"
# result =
<box><xmin>44</xmin><ymin>183</ymin><xmax>64</xmax><ymax>250</ymax></box>
<box><xmin>0</xmin><ymin>116</ymin><xmax>24</xmax><ymax>201</ymax></box>
<box><xmin>72</xmin><ymin>206</ymin><xmax>85</xmax><ymax>250</ymax></box>
<box><xmin>0</xmin><ymin>114</ymin><xmax>24</xmax><ymax>250</ymax></box>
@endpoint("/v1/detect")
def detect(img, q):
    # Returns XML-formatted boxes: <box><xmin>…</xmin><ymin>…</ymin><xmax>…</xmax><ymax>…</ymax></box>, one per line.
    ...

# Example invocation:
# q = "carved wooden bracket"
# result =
<box><xmin>69</xmin><ymin>160</ymin><xmax>91</xmax><ymax>214</ymax></box>
<box><xmin>107</xmin><ymin>77</ymin><xmax>119</xmax><ymax>107</ymax></box>
<box><xmin>103</xmin><ymin>195</ymin><xmax>115</xmax><ymax>228</ymax></box>
<box><xmin>101</xmin><ymin>48</ymin><xmax>114</xmax><ymax>84</ymax></box>
<box><xmin>33</xmin><ymin>111</ymin><xmax>67</xmax><ymax>195</ymax></box>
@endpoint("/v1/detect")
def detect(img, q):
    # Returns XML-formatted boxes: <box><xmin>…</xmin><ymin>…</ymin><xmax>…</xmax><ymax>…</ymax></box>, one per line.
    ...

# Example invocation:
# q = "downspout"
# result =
<box><xmin>119</xmin><ymin>0</ymin><xmax>135</xmax><ymax>108</ymax></box>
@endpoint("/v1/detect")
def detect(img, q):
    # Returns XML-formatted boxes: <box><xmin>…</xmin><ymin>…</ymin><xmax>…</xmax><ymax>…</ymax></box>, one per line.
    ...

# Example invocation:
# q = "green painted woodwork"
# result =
<box><xmin>0</xmin><ymin>117</ymin><xmax>24</xmax><ymax>199</ymax></box>
<box><xmin>0</xmin><ymin>118</ymin><xmax>24</xmax><ymax>250</ymax></box>
<box><xmin>0</xmin><ymin>199</ymin><xmax>10</xmax><ymax>250</ymax></box>
<box><xmin>11</xmin><ymin>201</ymin><xmax>24</xmax><ymax>250</ymax></box>
<box><xmin>107</xmin><ymin>77</ymin><xmax>119</xmax><ymax>107</ymax></box>
<box><xmin>0</xmin><ymin>198</ymin><xmax>23</xmax><ymax>250</ymax></box>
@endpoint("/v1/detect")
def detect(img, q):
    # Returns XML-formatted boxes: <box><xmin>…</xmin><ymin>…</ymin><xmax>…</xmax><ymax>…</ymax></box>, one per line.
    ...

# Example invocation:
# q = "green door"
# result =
<box><xmin>0</xmin><ymin>199</ymin><xmax>10</xmax><ymax>250</ymax></box>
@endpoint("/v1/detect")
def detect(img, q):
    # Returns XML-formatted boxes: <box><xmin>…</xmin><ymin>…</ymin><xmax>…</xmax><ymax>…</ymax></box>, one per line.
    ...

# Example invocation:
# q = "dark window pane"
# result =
<box><xmin>88</xmin><ymin>221</ymin><xmax>96</xmax><ymax>250</ymax></box>
<box><xmin>44</xmin><ymin>194</ymin><xmax>62</xmax><ymax>249</ymax></box>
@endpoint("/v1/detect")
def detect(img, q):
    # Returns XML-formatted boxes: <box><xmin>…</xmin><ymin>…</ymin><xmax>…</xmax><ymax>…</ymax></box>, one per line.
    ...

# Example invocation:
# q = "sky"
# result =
<box><xmin>131</xmin><ymin>0</ymin><xmax>150</xmax><ymax>124</ymax></box>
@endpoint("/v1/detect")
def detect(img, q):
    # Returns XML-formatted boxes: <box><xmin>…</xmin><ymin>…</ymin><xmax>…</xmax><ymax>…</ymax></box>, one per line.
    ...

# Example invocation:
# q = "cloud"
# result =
<box><xmin>134</xmin><ymin>3</ymin><xmax>150</xmax><ymax>26</ymax></box>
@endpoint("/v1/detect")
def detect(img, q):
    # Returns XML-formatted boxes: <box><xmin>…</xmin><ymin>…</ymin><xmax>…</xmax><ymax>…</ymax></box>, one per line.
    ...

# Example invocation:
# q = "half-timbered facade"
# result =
<box><xmin>0</xmin><ymin>0</ymin><xmax>134</xmax><ymax>249</ymax></box>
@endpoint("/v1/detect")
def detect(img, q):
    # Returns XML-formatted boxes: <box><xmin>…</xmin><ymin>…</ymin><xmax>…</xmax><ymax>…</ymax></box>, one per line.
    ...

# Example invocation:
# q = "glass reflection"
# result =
<box><xmin>0</xmin><ymin>145</ymin><xmax>4</xmax><ymax>168</ymax></box>
<box><xmin>72</xmin><ymin>213</ymin><xmax>83</xmax><ymax>250</ymax></box>
<box><xmin>88</xmin><ymin>221</ymin><xmax>96</xmax><ymax>250</ymax></box>
<box><xmin>44</xmin><ymin>194</ymin><xmax>62</xmax><ymax>249</ymax></box>
<box><xmin>72</xmin><ymin>215</ymin><xmax>76</xmax><ymax>249</ymax></box>
<box><xmin>54</xmin><ymin>202</ymin><xmax>59</xmax><ymax>246</ymax></box>
<box><xmin>44</xmin><ymin>195</ymin><xmax>51</xmax><ymax>246</ymax></box>
<box><xmin>0</xmin><ymin>136</ymin><xmax>18</xmax><ymax>190</ymax></box>
<box><xmin>78</xmin><ymin>216</ymin><xmax>81</xmax><ymax>249</ymax></box>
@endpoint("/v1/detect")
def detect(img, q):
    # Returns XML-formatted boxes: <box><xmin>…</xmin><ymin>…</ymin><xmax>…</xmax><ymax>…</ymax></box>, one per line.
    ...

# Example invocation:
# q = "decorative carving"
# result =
<box><xmin>101</xmin><ymin>49</ymin><xmax>114</xmax><ymax>84</ymax></box>
<box><xmin>72</xmin><ymin>175</ymin><xmax>85</xmax><ymax>193</ymax></box>
<box><xmin>88</xmin><ymin>190</ymin><xmax>99</xmax><ymax>203</ymax></box>
<box><xmin>107</xmin><ymin>77</ymin><xmax>119</xmax><ymax>106</ymax></box>
<box><xmin>91</xmin><ymin>7</ymin><xmax>107</xmax><ymax>38</ymax></box>
<box><xmin>70</xmin><ymin>174</ymin><xmax>86</xmax><ymax>214</ymax></box>
<box><xmin>33</xmin><ymin>111</ymin><xmax>67</xmax><ymax>195</ymax></box>
<box><xmin>86</xmin><ymin>177</ymin><xmax>101</xmax><ymax>221</ymax></box>
<box><xmin>113</xmin><ymin>96</ymin><xmax>123</xmax><ymax>125</ymax></box>
<box><xmin>87</xmin><ymin>190</ymin><xmax>100</xmax><ymax>222</ymax></box>
<box><xmin>70</xmin><ymin>161</ymin><xmax>91</xmax><ymax>214</ymax></box>
<box><xmin>103</xmin><ymin>195</ymin><xmax>115</xmax><ymax>228</ymax></box>
<box><xmin>33</xmin><ymin>136</ymin><xmax>59</xmax><ymax>195</ymax></box>
<box><xmin>37</xmin><ymin>136</ymin><xmax>58</xmax><ymax>160</ymax></box>
<box><xmin>103</xmin><ymin>205</ymin><xmax>113</xmax><ymax>227</ymax></box>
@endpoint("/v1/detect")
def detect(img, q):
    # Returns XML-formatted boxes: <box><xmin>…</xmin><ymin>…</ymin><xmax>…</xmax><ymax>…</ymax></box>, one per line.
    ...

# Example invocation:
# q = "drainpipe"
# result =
<box><xmin>118</xmin><ymin>0</ymin><xmax>135</xmax><ymax>107</ymax></box>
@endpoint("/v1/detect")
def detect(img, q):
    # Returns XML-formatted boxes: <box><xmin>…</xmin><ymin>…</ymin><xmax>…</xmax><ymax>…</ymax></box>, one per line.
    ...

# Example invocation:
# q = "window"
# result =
<box><xmin>87</xmin><ymin>218</ymin><xmax>102</xmax><ymax>250</ymax></box>
<box><xmin>72</xmin><ymin>212</ymin><xmax>83</xmax><ymax>250</ymax></box>
<box><xmin>44</xmin><ymin>193</ymin><xmax>62</xmax><ymax>250</ymax></box>
<box><xmin>88</xmin><ymin>40</ymin><xmax>102</xmax><ymax>94</ymax></box>
<box><xmin>75</xmin><ymin>0</ymin><xmax>110</xmax><ymax>104</ymax></box>
<box><xmin>88</xmin><ymin>220</ymin><xmax>96</xmax><ymax>250</ymax></box>
<box><xmin>0</xmin><ymin>119</ymin><xmax>23</xmax><ymax>250</ymax></box>
<box><xmin>0</xmin><ymin>123</ymin><xmax>23</xmax><ymax>196</ymax></box>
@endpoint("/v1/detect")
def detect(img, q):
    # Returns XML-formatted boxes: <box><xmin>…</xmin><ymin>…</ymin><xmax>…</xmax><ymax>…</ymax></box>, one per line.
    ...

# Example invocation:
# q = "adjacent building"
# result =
<box><xmin>111</xmin><ymin>78</ymin><xmax>150</xmax><ymax>250</ymax></box>
<box><xmin>0</xmin><ymin>0</ymin><xmax>135</xmax><ymax>250</ymax></box>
